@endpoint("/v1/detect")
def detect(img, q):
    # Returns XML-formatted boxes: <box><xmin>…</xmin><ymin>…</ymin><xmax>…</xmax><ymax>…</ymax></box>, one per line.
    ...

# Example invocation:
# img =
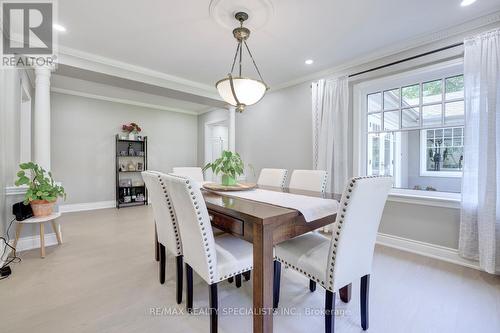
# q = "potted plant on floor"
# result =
<box><xmin>15</xmin><ymin>162</ymin><xmax>66</xmax><ymax>217</ymax></box>
<box><xmin>203</xmin><ymin>150</ymin><xmax>244</xmax><ymax>186</ymax></box>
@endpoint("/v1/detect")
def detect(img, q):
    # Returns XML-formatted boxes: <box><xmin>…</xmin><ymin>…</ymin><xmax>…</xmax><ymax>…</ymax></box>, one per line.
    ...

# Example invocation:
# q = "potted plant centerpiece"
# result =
<box><xmin>122</xmin><ymin>122</ymin><xmax>142</xmax><ymax>140</ymax></box>
<box><xmin>203</xmin><ymin>150</ymin><xmax>244</xmax><ymax>186</ymax></box>
<box><xmin>15</xmin><ymin>162</ymin><xmax>66</xmax><ymax>217</ymax></box>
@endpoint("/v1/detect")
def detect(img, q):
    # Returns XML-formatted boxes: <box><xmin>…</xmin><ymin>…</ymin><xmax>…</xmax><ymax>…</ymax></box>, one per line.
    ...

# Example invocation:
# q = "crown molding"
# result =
<box><xmin>272</xmin><ymin>10</ymin><xmax>500</xmax><ymax>91</ymax></box>
<box><xmin>57</xmin><ymin>46</ymin><xmax>221</xmax><ymax>101</ymax></box>
<box><xmin>51</xmin><ymin>87</ymin><xmax>199</xmax><ymax>116</ymax></box>
<box><xmin>197</xmin><ymin>106</ymin><xmax>229</xmax><ymax>115</ymax></box>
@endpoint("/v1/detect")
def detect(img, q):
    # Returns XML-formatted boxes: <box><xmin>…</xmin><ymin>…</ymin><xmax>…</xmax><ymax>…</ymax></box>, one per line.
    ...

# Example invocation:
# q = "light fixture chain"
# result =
<box><xmin>239</xmin><ymin>41</ymin><xmax>243</xmax><ymax>76</ymax></box>
<box><xmin>243</xmin><ymin>41</ymin><xmax>265</xmax><ymax>83</ymax></box>
<box><xmin>230</xmin><ymin>42</ymin><xmax>241</xmax><ymax>74</ymax></box>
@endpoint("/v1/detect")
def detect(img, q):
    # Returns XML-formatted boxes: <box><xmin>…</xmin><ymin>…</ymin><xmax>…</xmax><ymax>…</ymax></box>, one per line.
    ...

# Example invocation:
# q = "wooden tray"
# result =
<box><xmin>203</xmin><ymin>182</ymin><xmax>257</xmax><ymax>192</ymax></box>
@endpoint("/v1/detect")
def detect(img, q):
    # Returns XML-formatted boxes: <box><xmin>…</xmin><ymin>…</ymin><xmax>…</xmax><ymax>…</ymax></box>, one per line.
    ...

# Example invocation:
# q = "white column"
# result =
<box><xmin>228</xmin><ymin>106</ymin><xmax>236</xmax><ymax>152</ymax></box>
<box><xmin>33</xmin><ymin>66</ymin><xmax>52</xmax><ymax>170</ymax></box>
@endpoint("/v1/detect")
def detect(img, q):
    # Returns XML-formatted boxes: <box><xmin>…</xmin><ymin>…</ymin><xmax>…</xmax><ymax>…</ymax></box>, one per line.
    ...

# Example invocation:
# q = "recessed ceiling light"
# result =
<box><xmin>305</xmin><ymin>59</ymin><xmax>314</xmax><ymax>65</ymax></box>
<box><xmin>460</xmin><ymin>0</ymin><xmax>476</xmax><ymax>7</ymax></box>
<box><xmin>53</xmin><ymin>24</ymin><xmax>66</xmax><ymax>32</ymax></box>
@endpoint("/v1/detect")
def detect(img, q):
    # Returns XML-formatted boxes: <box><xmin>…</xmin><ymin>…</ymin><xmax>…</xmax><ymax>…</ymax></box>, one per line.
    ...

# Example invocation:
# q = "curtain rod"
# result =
<box><xmin>348</xmin><ymin>42</ymin><xmax>464</xmax><ymax>78</ymax></box>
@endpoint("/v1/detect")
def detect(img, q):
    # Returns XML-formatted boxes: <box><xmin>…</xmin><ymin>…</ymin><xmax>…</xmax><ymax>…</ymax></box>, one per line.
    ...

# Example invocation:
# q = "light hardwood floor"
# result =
<box><xmin>1</xmin><ymin>206</ymin><xmax>499</xmax><ymax>333</ymax></box>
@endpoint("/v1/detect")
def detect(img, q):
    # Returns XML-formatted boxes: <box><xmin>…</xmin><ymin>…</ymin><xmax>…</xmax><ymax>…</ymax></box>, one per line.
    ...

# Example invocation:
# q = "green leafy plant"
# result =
<box><xmin>203</xmin><ymin>151</ymin><xmax>244</xmax><ymax>185</ymax></box>
<box><xmin>15</xmin><ymin>162</ymin><xmax>66</xmax><ymax>205</ymax></box>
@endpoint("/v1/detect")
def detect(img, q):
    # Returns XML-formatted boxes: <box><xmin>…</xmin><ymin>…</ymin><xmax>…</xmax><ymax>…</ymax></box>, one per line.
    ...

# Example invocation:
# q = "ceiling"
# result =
<box><xmin>56</xmin><ymin>0</ymin><xmax>500</xmax><ymax>90</ymax></box>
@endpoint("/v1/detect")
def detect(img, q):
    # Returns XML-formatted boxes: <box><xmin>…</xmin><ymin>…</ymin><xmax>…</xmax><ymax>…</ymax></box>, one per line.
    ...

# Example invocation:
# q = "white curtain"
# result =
<box><xmin>312</xmin><ymin>77</ymin><xmax>349</xmax><ymax>194</ymax></box>
<box><xmin>459</xmin><ymin>28</ymin><xmax>500</xmax><ymax>274</ymax></box>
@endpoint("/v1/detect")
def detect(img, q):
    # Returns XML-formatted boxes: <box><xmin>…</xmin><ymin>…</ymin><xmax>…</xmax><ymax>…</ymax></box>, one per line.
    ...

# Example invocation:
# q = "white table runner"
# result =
<box><xmin>215</xmin><ymin>189</ymin><xmax>339</xmax><ymax>222</ymax></box>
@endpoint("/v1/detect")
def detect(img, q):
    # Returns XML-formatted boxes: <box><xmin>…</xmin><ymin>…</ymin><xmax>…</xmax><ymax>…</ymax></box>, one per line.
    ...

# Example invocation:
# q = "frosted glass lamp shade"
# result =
<box><xmin>216</xmin><ymin>76</ymin><xmax>267</xmax><ymax>108</ymax></box>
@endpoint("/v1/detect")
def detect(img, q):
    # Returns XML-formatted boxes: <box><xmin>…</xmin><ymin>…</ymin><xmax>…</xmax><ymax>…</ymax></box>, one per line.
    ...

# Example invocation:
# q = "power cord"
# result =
<box><xmin>0</xmin><ymin>218</ymin><xmax>21</xmax><ymax>280</ymax></box>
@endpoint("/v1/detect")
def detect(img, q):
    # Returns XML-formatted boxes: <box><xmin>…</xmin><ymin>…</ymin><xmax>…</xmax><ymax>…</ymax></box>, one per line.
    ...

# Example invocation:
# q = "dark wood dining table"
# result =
<box><xmin>155</xmin><ymin>185</ymin><xmax>340</xmax><ymax>333</ymax></box>
<box><xmin>205</xmin><ymin>185</ymin><xmax>339</xmax><ymax>333</ymax></box>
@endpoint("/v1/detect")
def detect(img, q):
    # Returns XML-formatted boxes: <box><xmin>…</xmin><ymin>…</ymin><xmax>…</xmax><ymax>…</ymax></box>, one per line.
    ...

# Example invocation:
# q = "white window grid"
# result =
<box><xmin>366</xmin><ymin>74</ymin><xmax>464</xmax><ymax>134</ymax></box>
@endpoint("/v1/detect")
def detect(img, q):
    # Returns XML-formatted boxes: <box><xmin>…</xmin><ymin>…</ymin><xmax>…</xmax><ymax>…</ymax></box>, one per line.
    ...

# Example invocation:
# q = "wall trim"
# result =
<box><xmin>0</xmin><ymin>233</ymin><xmax>59</xmax><ymax>266</ymax></box>
<box><xmin>59</xmin><ymin>200</ymin><xmax>115</xmax><ymax>213</ymax></box>
<box><xmin>5</xmin><ymin>186</ymin><xmax>28</xmax><ymax>196</ymax></box>
<box><xmin>58</xmin><ymin>46</ymin><xmax>220</xmax><ymax>100</ymax></box>
<box><xmin>273</xmin><ymin>10</ymin><xmax>500</xmax><ymax>90</ymax></box>
<box><xmin>13</xmin><ymin>233</ymin><xmax>58</xmax><ymax>252</ymax></box>
<box><xmin>376</xmin><ymin>232</ymin><xmax>480</xmax><ymax>271</ymax></box>
<box><xmin>51</xmin><ymin>88</ymin><xmax>200</xmax><ymax>116</ymax></box>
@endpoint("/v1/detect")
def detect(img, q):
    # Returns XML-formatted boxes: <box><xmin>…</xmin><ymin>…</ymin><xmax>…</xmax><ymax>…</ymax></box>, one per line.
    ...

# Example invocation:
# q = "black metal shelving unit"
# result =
<box><xmin>115</xmin><ymin>135</ymin><xmax>148</xmax><ymax>208</ymax></box>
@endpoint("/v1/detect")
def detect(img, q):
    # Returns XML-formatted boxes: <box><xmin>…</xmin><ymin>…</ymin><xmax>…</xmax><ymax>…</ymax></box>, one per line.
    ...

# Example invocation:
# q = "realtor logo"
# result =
<box><xmin>1</xmin><ymin>1</ymin><xmax>57</xmax><ymax>68</ymax></box>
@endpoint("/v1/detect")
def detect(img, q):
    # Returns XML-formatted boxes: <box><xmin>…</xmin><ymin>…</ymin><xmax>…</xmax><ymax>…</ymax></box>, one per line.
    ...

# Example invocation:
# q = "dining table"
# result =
<box><xmin>154</xmin><ymin>185</ymin><xmax>342</xmax><ymax>333</ymax></box>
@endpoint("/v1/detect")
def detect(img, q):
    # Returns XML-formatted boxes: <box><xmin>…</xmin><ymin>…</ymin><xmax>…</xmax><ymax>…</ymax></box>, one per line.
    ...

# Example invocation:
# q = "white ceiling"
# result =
<box><xmin>57</xmin><ymin>0</ymin><xmax>500</xmax><ymax>89</ymax></box>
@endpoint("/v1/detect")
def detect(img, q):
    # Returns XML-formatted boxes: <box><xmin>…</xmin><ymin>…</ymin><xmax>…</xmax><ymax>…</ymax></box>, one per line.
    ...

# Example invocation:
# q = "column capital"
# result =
<box><xmin>34</xmin><ymin>65</ymin><xmax>53</xmax><ymax>77</ymax></box>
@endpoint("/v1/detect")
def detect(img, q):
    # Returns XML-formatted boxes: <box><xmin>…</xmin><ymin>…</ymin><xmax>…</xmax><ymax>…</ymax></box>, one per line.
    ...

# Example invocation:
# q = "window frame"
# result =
<box><xmin>353</xmin><ymin>58</ymin><xmax>464</xmax><ymax>196</ymax></box>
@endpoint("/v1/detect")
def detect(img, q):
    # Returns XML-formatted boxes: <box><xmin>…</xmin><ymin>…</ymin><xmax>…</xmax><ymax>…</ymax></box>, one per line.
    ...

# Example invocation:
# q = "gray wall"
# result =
<box><xmin>235</xmin><ymin>82</ymin><xmax>313</xmax><ymax>181</ymax></box>
<box><xmin>51</xmin><ymin>92</ymin><xmax>198</xmax><ymax>204</ymax></box>
<box><xmin>199</xmin><ymin>81</ymin><xmax>461</xmax><ymax>249</ymax></box>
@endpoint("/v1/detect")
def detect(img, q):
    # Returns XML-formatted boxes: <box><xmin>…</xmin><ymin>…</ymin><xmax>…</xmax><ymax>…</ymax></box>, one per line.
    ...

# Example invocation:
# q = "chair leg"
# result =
<box><xmin>176</xmin><ymin>255</ymin><xmax>183</xmax><ymax>304</ymax></box>
<box><xmin>186</xmin><ymin>263</ymin><xmax>193</xmax><ymax>313</ymax></box>
<box><xmin>228</xmin><ymin>277</ymin><xmax>234</xmax><ymax>283</ymax></box>
<box><xmin>209</xmin><ymin>283</ymin><xmax>218</xmax><ymax>333</ymax></box>
<box><xmin>159</xmin><ymin>244</ymin><xmax>166</xmax><ymax>284</ymax></box>
<box><xmin>339</xmin><ymin>283</ymin><xmax>352</xmax><ymax>303</ymax></box>
<box><xmin>325</xmin><ymin>290</ymin><xmax>336</xmax><ymax>333</ymax></box>
<box><xmin>273</xmin><ymin>261</ymin><xmax>281</xmax><ymax>309</ymax></box>
<box><xmin>360</xmin><ymin>274</ymin><xmax>370</xmax><ymax>331</ymax></box>
<box><xmin>154</xmin><ymin>225</ymin><xmax>160</xmax><ymax>262</ymax></box>
<box><xmin>309</xmin><ymin>279</ymin><xmax>317</xmax><ymax>292</ymax></box>
<box><xmin>243</xmin><ymin>271</ymin><xmax>251</xmax><ymax>281</ymax></box>
<box><xmin>235</xmin><ymin>274</ymin><xmax>242</xmax><ymax>288</ymax></box>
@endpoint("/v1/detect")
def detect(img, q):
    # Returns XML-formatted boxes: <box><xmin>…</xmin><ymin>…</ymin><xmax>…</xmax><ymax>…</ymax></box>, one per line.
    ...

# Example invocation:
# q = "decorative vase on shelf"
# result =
<box><xmin>221</xmin><ymin>174</ymin><xmax>237</xmax><ymax>186</ymax></box>
<box><xmin>128</xmin><ymin>132</ymin><xmax>136</xmax><ymax>140</ymax></box>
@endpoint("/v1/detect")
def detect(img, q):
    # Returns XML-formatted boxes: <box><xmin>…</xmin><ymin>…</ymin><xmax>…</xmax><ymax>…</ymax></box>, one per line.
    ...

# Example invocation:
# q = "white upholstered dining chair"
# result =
<box><xmin>142</xmin><ymin>171</ymin><xmax>184</xmax><ymax>304</ymax></box>
<box><xmin>172</xmin><ymin>167</ymin><xmax>205</xmax><ymax>183</ymax></box>
<box><xmin>257</xmin><ymin>168</ymin><xmax>288</xmax><ymax>188</ymax></box>
<box><xmin>289</xmin><ymin>169</ymin><xmax>328</xmax><ymax>193</ymax></box>
<box><xmin>273</xmin><ymin>176</ymin><xmax>392</xmax><ymax>333</ymax></box>
<box><xmin>163</xmin><ymin>173</ymin><xmax>253</xmax><ymax>333</ymax></box>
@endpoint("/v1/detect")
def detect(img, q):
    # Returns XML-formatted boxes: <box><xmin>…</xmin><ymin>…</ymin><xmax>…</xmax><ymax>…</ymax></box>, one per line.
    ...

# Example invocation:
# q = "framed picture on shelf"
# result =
<box><xmin>137</xmin><ymin>162</ymin><xmax>144</xmax><ymax>171</ymax></box>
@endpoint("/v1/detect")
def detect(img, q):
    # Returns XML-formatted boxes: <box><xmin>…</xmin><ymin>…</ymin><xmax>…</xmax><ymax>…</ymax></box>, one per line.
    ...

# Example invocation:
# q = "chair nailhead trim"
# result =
<box><xmin>274</xmin><ymin>256</ymin><xmax>326</xmax><ymax>287</ymax></box>
<box><xmin>155</xmin><ymin>174</ymin><xmax>182</xmax><ymax>256</ymax></box>
<box><xmin>326</xmin><ymin>175</ymin><xmax>391</xmax><ymax>288</ymax></box>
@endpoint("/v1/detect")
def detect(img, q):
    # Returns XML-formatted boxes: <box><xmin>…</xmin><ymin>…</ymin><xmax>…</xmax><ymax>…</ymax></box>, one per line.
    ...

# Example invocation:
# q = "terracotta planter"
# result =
<box><xmin>30</xmin><ymin>200</ymin><xmax>56</xmax><ymax>217</ymax></box>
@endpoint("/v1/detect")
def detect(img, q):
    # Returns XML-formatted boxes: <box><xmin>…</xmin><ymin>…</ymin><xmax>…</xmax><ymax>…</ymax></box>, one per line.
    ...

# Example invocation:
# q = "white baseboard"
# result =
<box><xmin>376</xmin><ymin>232</ymin><xmax>480</xmax><ymax>270</ymax></box>
<box><xmin>14</xmin><ymin>233</ymin><xmax>58</xmax><ymax>252</ymax></box>
<box><xmin>59</xmin><ymin>200</ymin><xmax>115</xmax><ymax>213</ymax></box>
<box><xmin>0</xmin><ymin>233</ymin><xmax>59</xmax><ymax>264</ymax></box>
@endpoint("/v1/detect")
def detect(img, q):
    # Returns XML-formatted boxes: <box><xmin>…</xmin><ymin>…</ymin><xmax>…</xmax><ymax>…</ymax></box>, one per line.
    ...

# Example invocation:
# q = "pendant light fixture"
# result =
<box><xmin>216</xmin><ymin>12</ymin><xmax>268</xmax><ymax>112</ymax></box>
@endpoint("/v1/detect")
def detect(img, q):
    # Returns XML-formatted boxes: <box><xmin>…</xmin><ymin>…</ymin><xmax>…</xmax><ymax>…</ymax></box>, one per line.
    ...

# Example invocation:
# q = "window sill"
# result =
<box><xmin>388</xmin><ymin>188</ymin><xmax>460</xmax><ymax>209</ymax></box>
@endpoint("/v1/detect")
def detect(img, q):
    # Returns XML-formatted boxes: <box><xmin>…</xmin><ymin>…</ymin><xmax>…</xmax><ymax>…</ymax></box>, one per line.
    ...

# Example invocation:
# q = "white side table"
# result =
<box><xmin>12</xmin><ymin>212</ymin><xmax>62</xmax><ymax>258</ymax></box>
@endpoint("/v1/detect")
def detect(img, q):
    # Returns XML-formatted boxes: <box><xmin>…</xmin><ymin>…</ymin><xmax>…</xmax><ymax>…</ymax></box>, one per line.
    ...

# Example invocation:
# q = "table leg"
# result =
<box><xmin>253</xmin><ymin>223</ymin><xmax>274</xmax><ymax>333</ymax></box>
<box><xmin>40</xmin><ymin>223</ymin><xmax>45</xmax><ymax>258</ymax></box>
<box><xmin>51</xmin><ymin>221</ymin><xmax>63</xmax><ymax>245</ymax></box>
<box><xmin>13</xmin><ymin>223</ymin><xmax>23</xmax><ymax>252</ymax></box>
